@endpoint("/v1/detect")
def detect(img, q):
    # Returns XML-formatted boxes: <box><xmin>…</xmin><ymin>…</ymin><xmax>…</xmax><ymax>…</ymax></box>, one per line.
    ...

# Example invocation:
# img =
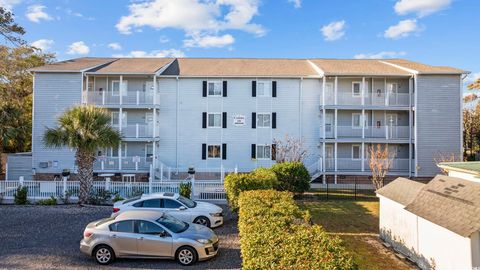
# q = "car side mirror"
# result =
<box><xmin>158</xmin><ymin>231</ymin><xmax>167</xmax><ymax>237</ymax></box>
<box><xmin>179</xmin><ymin>206</ymin><xmax>187</xmax><ymax>210</ymax></box>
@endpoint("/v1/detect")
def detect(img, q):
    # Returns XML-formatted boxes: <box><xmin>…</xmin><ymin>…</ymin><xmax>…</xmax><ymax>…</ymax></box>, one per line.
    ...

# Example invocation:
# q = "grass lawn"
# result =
<box><xmin>300</xmin><ymin>199</ymin><xmax>414</xmax><ymax>270</ymax></box>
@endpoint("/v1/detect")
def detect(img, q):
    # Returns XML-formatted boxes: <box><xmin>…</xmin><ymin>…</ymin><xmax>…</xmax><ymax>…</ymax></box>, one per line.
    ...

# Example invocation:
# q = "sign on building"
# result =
<box><xmin>233</xmin><ymin>114</ymin><xmax>246</xmax><ymax>126</ymax></box>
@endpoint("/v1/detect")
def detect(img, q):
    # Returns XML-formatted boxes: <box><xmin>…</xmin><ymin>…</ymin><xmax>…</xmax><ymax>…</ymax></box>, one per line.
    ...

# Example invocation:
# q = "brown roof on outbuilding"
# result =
<box><xmin>383</xmin><ymin>59</ymin><xmax>466</xmax><ymax>74</ymax></box>
<box><xmin>161</xmin><ymin>58</ymin><xmax>319</xmax><ymax>77</ymax></box>
<box><xmin>376</xmin><ymin>178</ymin><xmax>425</xmax><ymax>205</ymax></box>
<box><xmin>404</xmin><ymin>175</ymin><xmax>480</xmax><ymax>237</ymax></box>
<box><xmin>30</xmin><ymin>57</ymin><xmax>116</xmax><ymax>72</ymax></box>
<box><xmin>91</xmin><ymin>58</ymin><xmax>174</xmax><ymax>74</ymax></box>
<box><xmin>308</xmin><ymin>59</ymin><xmax>412</xmax><ymax>76</ymax></box>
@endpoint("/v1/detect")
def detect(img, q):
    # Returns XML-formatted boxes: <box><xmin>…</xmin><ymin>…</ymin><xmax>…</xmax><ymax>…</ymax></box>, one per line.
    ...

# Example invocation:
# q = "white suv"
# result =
<box><xmin>112</xmin><ymin>193</ymin><xmax>224</xmax><ymax>228</ymax></box>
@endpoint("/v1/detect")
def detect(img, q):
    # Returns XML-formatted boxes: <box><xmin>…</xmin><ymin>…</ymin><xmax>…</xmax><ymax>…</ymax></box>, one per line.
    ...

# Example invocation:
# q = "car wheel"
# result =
<box><xmin>193</xmin><ymin>216</ymin><xmax>211</xmax><ymax>227</ymax></box>
<box><xmin>176</xmin><ymin>246</ymin><xmax>197</xmax><ymax>266</ymax></box>
<box><xmin>94</xmin><ymin>245</ymin><xmax>115</xmax><ymax>265</ymax></box>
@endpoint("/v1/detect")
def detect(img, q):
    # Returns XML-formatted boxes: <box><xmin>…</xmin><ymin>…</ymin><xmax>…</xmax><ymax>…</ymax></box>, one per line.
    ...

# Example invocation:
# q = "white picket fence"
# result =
<box><xmin>0</xmin><ymin>179</ymin><xmax>226</xmax><ymax>203</ymax></box>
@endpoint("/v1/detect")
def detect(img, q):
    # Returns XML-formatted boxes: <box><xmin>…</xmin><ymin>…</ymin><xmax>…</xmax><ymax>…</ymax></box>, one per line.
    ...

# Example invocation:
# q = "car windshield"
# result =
<box><xmin>157</xmin><ymin>214</ymin><xmax>189</xmax><ymax>233</ymax></box>
<box><xmin>177</xmin><ymin>195</ymin><xmax>196</xmax><ymax>208</ymax></box>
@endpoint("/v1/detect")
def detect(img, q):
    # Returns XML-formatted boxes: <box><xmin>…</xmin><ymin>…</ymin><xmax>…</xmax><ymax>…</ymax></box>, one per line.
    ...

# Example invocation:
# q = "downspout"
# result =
<box><xmin>176</xmin><ymin>76</ymin><xmax>179</xmax><ymax>170</ymax></box>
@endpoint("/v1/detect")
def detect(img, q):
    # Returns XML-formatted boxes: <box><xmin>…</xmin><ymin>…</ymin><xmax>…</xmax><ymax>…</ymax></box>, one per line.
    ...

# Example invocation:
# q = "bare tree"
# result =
<box><xmin>434</xmin><ymin>152</ymin><xmax>461</xmax><ymax>175</ymax></box>
<box><xmin>272</xmin><ymin>134</ymin><xmax>307</xmax><ymax>163</ymax></box>
<box><xmin>368</xmin><ymin>144</ymin><xmax>395</xmax><ymax>190</ymax></box>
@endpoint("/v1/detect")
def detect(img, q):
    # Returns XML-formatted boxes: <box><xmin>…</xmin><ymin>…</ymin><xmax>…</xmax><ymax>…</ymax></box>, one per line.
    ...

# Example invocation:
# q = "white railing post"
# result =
<box><xmin>101</xmin><ymin>160</ymin><xmax>105</xmax><ymax>170</ymax></box>
<box><xmin>136</xmin><ymin>91</ymin><xmax>140</xmax><ymax>105</ymax></box>
<box><xmin>19</xmin><ymin>176</ymin><xmax>24</xmax><ymax>187</ymax></box>
<box><xmin>168</xmin><ymin>167</ymin><xmax>171</xmax><ymax>180</ymax></box>
<box><xmin>160</xmin><ymin>163</ymin><xmax>164</xmax><ymax>181</ymax></box>
<box><xmin>119</xmin><ymin>75</ymin><xmax>123</xmax><ymax>105</ymax></box>
<box><xmin>105</xmin><ymin>177</ymin><xmax>111</xmax><ymax>191</ymax></box>
<box><xmin>385</xmin><ymin>126</ymin><xmax>389</xmax><ymax>140</ymax></box>
<box><xmin>234</xmin><ymin>165</ymin><xmax>238</xmax><ymax>174</ymax></box>
<box><xmin>149</xmin><ymin>164</ymin><xmax>153</xmax><ymax>194</ymax></box>
<box><xmin>102</xmin><ymin>91</ymin><xmax>105</xmax><ymax>105</ymax></box>
<box><xmin>136</xmin><ymin>123</ymin><xmax>139</xmax><ymax>138</ymax></box>
<box><xmin>135</xmin><ymin>160</ymin><xmax>138</xmax><ymax>171</ymax></box>
<box><xmin>221</xmin><ymin>165</ymin><xmax>225</xmax><ymax>183</ymax></box>
<box><xmin>63</xmin><ymin>176</ymin><xmax>67</xmax><ymax>196</ymax></box>
<box><xmin>191</xmin><ymin>174</ymin><xmax>196</xmax><ymax>199</ymax></box>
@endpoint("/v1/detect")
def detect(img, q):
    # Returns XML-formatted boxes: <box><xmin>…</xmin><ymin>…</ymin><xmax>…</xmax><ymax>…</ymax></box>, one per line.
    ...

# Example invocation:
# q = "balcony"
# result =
<box><xmin>324</xmin><ymin>158</ymin><xmax>410</xmax><ymax>172</ymax></box>
<box><xmin>94</xmin><ymin>157</ymin><xmax>152</xmax><ymax>171</ymax></box>
<box><xmin>112</xmin><ymin>124</ymin><xmax>158</xmax><ymax>139</ymax></box>
<box><xmin>85</xmin><ymin>90</ymin><xmax>159</xmax><ymax>106</ymax></box>
<box><xmin>321</xmin><ymin>126</ymin><xmax>411</xmax><ymax>140</ymax></box>
<box><xmin>324</xmin><ymin>92</ymin><xmax>410</xmax><ymax>107</ymax></box>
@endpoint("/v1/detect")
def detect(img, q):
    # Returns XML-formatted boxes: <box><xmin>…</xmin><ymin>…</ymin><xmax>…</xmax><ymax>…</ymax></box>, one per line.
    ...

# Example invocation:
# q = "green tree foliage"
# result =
<box><xmin>270</xmin><ymin>161</ymin><xmax>310</xmax><ymax>193</ymax></box>
<box><xmin>0</xmin><ymin>7</ymin><xmax>25</xmax><ymax>46</ymax></box>
<box><xmin>43</xmin><ymin>106</ymin><xmax>121</xmax><ymax>204</ymax></box>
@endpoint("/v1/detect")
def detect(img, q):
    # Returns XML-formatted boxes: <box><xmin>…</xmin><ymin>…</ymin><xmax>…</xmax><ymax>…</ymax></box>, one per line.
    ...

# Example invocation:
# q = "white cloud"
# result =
<box><xmin>288</xmin><ymin>0</ymin><xmax>301</xmax><ymax>8</ymax></box>
<box><xmin>113</xmin><ymin>49</ymin><xmax>185</xmax><ymax>58</ymax></box>
<box><xmin>116</xmin><ymin>0</ymin><xmax>265</xmax><ymax>49</ymax></box>
<box><xmin>67</xmin><ymin>41</ymin><xmax>90</xmax><ymax>55</ymax></box>
<box><xmin>384</xmin><ymin>19</ymin><xmax>420</xmax><ymax>39</ymax></box>
<box><xmin>65</xmin><ymin>8</ymin><xmax>95</xmax><ymax>20</ymax></box>
<box><xmin>321</xmin><ymin>20</ymin><xmax>346</xmax><ymax>41</ymax></box>
<box><xmin>26</xmin><ymin>5</ymin><xmax>53</xmax><ymax>23</ymax></box>
<box><xmin>108</xmin><ymin>42</ymin><xmax>122</xmax><ymax>51</ymax></box>
<box><xmin>354</xmin><ymin>51</ymin><xmax>407</xmax><ymax>59</ymax></box>
<box><xmin>31</xmin><ymin>39</ymin><xmax>54</xmax><ymax>51</ymax></box>
<box><xmin>0</xmin><ymin>0</ymin><xmax>22</xmax><ymax>11</ymax></box>
<box><xmin>184</xmin><ymin>34</ymin><xmax>234</xmax><ymax>48</ymax></box>
<box><xmin>394</xmin><ymin>0</ymin><xmax>452</xmax><ymax>17</ymax></box>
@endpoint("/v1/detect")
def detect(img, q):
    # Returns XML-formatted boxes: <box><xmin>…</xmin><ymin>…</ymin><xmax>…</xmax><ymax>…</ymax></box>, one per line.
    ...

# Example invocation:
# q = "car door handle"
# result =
<box><xmin>138</xmin><ymin>237</ymin><xmax>144</xmax><ymax>240</ymax></box>
<box><xmin>111</xmin><ymin>234</ymin><xmax>117</xmax><ymax>238</ymax></box>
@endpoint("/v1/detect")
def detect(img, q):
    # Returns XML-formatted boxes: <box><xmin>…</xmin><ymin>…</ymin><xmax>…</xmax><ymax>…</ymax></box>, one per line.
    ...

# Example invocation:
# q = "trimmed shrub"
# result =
<box><xmin>112</xmin><ymin>193</ymin><xmax>124</xmax><ymax>203</ymax></box>
<box><xmin>58</xmin><ymin>189</ymin><xmax>73</xmax><ymax>204</ymax></box>
<box><xmin>224</xmin><ymin>168</ymin><xmax>278</xmax><ymax>211</ymax></box>
<box><xmin>238</xmin><ymin>190</ymin><xmax>356</xmax><ymax>270</ymax></box>
<box><xmin>38</xmin><ymin>196</ymin><xmax>57</xmax><ymax>205</ymax></box>
<box><xmin>88</xmin><ymin>189</ymin><xmax>112</xmax><ymax>205</ymax></box>
<box><xmin>271</xmin><ymin>162</ymin><xmax>311</xmax><ymax>193</ymax></box>
<box><xmin>179</xmin><ymin>182</ymin><xmax>192</xmax><ymax>199</ymax></box>
<box><xmin>14</xmin><ymin>186</ymin><xmax>28</xmax><ymax>205</ymax></box>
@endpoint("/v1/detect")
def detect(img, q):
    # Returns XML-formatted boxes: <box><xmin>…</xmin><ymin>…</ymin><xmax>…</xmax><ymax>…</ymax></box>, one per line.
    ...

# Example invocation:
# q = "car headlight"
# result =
<box><xmin>210</xmin><ymin>212</ymin><xmax>222</xmax><ymax>217</ymax></box>
<box><xmin>196</xmin><ymin>239</ymin><xmax>210</xmax><ymax>244</ymax></box>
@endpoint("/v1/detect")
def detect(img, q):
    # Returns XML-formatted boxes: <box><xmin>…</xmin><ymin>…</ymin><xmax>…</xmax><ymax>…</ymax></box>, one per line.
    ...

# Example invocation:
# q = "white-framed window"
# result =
<box><xmin>257</xmin><ymin>81</ymin><xmax>271</xmax><ymax>97</ymax></box>
<box><xmin>325</xmin><ymin>82</ymin><xmax>334</xmax><ymax>92</ymax></box>
<box><xmin>256</xmin><ymin>145</ymin><xmax>271</xmax><ymax>159</ymax></box>
<box><xmin>145</xmin><ymin>144</ymin><xmax>153</xmax><ymax>160</ymax></box>
<box><xmin>352</xmin><ymin>113</ymin><xmax>368</xmax><ymax>129</ymax></box>
<box><xmin>207</xmin><ymin>145</ymin><xmax>221</xmax><ymax>159</ymax></box>
<box><xmin>387</xmin><ymin>83</ymin><xmax>398</xmax><ymax>94</ymax></box>
<box><xmin>208</xmin><ymin>81</ymin><xmax>222</xmax><ymax>96</ymax></box>
<box><xmin>352</xmin><ymin>81</ymin><xmax>369</xmax><ymax>97</ymax></box>
<box><xmin>257</xmin><ymin>113</ymin><xmax>271</xmax><ymax>128</ymax></box>
<box><xmin>208</xmin><ymin>113</ymin><xmax>222</xmax><ymax>128</ymax></box>
<box><xmin>351</xmin><ymin>145</ymin><xmax>361</xmax><ymax>160</ymax></box>
<box><xmin>111</xmin><ymin>111</ymin><xmax>127</xmax><ymax>126</ymax></box>
<box><xmin>111</xmin><ymin>80</ymin><xmax>127</xmax><ymax>96</ymax></box>
<box><xmin>107</xmin><ymin>143</ymin><xmax>127</xmax><ymax>157</ymax></box>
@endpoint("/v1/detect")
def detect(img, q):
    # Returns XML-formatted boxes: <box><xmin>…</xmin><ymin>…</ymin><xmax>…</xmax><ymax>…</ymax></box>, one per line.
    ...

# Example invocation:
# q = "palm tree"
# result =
<box><xmin>43</xmin><ymin>105</ymin><xmax>121</xmax><ymax>204</ymax></box>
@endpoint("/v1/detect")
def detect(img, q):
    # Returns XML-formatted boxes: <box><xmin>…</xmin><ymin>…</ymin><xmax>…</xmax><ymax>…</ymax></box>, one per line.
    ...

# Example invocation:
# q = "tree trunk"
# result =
<box><xmin>76</xmin><ymin>150</ymin><xmax>95</xmax><ymax>204</ymax></box>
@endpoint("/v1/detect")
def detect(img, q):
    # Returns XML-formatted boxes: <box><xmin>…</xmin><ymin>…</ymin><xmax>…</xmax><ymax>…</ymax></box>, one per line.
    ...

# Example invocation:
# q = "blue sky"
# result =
<box><xmin>2</xmin><ymin>0</ymin><xmax>479</xmax><ymax>83</ymax></box>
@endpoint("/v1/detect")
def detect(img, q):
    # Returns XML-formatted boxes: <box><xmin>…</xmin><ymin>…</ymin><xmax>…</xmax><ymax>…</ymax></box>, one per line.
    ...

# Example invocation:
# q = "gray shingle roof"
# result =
<box><xmin>404</xmin><ymin>175</ymin><xmax>480</xmax><ymax>237</ymax></box>
<box><xmin>376</xmin><ymin>177</ymin><xmax>425</xmax><ymax>205</ymax></box>
<box><xmin>30</xmin><ymin>57</ymin><xmax>116</xmax><ymax>72</ymax></box>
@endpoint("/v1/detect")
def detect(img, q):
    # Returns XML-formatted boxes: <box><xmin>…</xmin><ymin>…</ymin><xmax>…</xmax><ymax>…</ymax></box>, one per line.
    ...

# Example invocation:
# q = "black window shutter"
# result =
<box><xmin>222</xmin><ymin>144</ymin><xmax>227</xmax><ymax>160</ymax></box>
<box><xmin>271</xmin><ymin>144</ymin><xmax>277</xmax><ymax>161</ymax></box>
<box><xmin>252</xmin><ymin>112</ymin><xmax>256</xmax><ymax>129</ymax></box>
<box><xmin>272</xmin><ymin>81</ymin><xmax>277</xmax><ymax>97</ymax></box>
<box><xmin>222</xmin><ymin>112</ymin><xmax>227</xmax><ymax>128</ymax></box>
<box><xmin>251</xmin><ymin>144</ymin><xmax>256</xmax><ymax>159</ymax></box>
<box><xmin>202</xmin><ymin>144</ymin><xmax>207</xmax><ymax>160</ymax></box>
<box><xmin>223</xmin><ymin>81</ymin><xmax>227</xmax><ymax>97</ymax></box>
<box><xmin>202</xmin><ymin>112</ymin><xmax>207</xmax><ymax>128</ymax></box>
<box><xmin>272</xmin><ymin>112</ymin><xmax>277</xmax><ymax>129</ymax></box>
<box><xmin>252</xmin><ymin>81</ymin><xmax>256</xmax><ymax>97</ymax></box>
<box><xmin>202</xmin><ymin>81</ymin><xmax>207</xmax><ymax>97</ymax></box>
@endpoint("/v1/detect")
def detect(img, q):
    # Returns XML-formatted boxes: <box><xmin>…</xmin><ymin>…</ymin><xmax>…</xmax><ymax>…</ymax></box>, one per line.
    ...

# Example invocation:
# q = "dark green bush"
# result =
<box><xmin>58</xmin><ymin>189</ymin><xmax>73</xmax><ymax>204</ymax></box>
<box><xmin>14</xmin><ymin>186</ymin><xmax>28</xmax><ymax>205</ymax></box>
<box><xmin>112</xmin><ymin>193</ymin><xmax>124</xmax><ymax>203</ymax></box>
<box><xmin>88</xmin><ymin>189</ymin><xmax>112</xmax><ymax>205</ymax></box>
<box><xmin>179</xmin><ymin>182</ymin><xmax>192</xmax><ymax>198</ymax></box>
<box><xmin>271</xmin><ymin>162</ymin><xmax>311</xmax><ymax>193</ymax></box>
<box><xmin>238</xmin><ymin>190</ymin><xmax>356</xmax><ymax>270</ymax></box>
<box><xmin>37</xmin><ymin>196</ymin><xmax>57</xmax><ymax>205</ymax></box>
<box><xmin>224</xmin><ymin>168</ymin><xmax>278</xmax><ymax>211</ymax></box>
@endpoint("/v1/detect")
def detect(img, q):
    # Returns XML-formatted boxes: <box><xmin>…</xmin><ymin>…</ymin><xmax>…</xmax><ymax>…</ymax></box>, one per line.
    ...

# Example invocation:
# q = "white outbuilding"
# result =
<box><xmin>377</xmin><ymin>175</ymin><xmax>480</xmax><ymax>270</ymax></box>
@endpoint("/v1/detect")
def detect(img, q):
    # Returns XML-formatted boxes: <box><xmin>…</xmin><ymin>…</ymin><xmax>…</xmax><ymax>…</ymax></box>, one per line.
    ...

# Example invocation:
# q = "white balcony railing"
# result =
<box><xmin>321</xmin><ymin>126</ymin><xmax>411</xmax><ymax>139</ymax></box>
<box><xmin>85</xmin><ymin>90</ymin><xmax>159</xmax><ymax>106</ymax></box>
<box><xmin>111</xmin><ymin>124</ymin><xmax>157</xmax><ymax>138</ymax></box>
<box><xmin>364</xmin><ymin>158</ymin><xmax>410</xmax><ymax>172</ymax></box>
<box><xmin>324</xmin><ymin>92</ymin><xmax>410</xmax><ymax>106</ymax></box>
<box><xmin>94</xmin><ymin>156</ymin><xmax>152</xmax><ymax>171</ymax></box>
<box><xmin>324</xmin><ymin>158</ymin><xmax>410</xmax><ymax>172</ymax></box>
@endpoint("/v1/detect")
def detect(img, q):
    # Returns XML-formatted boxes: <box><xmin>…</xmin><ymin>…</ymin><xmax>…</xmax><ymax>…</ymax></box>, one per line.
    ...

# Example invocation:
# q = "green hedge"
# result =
<box><xmin>271</xmin><ymin>162</ymin><xmax>310</xmax><ymax>193</ymax></box>
<box><xmin>238</xmin><ymin>190</ymin><xmax>356</xmax><ymax>270</ymax></box>
<box><xmin>224</xmin><ymin>168</ymin><xmax>278</xmax><ymax>211</ymax></box>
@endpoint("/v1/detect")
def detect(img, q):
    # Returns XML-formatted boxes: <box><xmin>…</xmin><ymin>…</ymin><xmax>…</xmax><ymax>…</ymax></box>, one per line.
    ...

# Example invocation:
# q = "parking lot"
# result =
<box><xmin>0</xmin><ymin>204</ymin><xmax>241</xmax><ymax>270</ymax></box>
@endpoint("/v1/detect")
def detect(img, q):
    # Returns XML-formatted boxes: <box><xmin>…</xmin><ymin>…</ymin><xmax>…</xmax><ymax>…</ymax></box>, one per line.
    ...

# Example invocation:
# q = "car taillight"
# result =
<box><xmin>113</xmin><ymin>207</ymin><xmax>120</xmax><ymax>213</ymax></box>
<box><xmin>84</xmin><ymin>231</ymin><xmax>93</xmax><ymax>238</ymax></box>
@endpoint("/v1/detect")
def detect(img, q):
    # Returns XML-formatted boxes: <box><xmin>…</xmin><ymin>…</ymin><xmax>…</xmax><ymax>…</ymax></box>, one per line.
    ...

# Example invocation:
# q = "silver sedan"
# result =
<box><xmin>80</xmin><ymin>210</ymin><xmax>219</xmax><ymax>266</ymax></box>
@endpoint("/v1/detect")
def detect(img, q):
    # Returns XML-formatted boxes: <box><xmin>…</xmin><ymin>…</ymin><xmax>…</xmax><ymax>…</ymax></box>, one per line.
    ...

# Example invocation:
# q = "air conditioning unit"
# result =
<box><xmin>39</xmin><ymin>162</ymin><xmax>49</xmax><ymax>168</ymax></box>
